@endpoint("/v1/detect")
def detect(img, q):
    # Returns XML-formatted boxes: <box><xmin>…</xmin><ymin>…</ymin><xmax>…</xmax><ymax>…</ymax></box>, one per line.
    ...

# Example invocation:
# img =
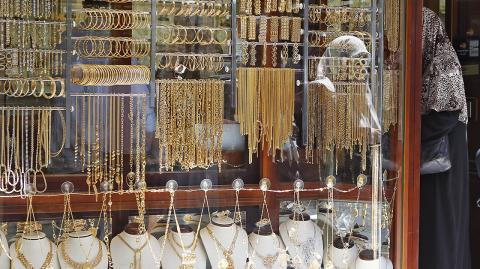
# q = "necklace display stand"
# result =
<box><xmin>0</xmin><ymin>230</ymin><xmax>9</xmax><ymax>269</ymax></box>
<box><xmin>111</xmin><ymin>223</ymin><xmax>161</xmax><ymax>269</ymax></box>
<box><xmin>279</xmin><ymin>213</ymin><xmax>324</xmax><ymax>269</ymax></box>
<box><xmin>248</xmin><ymin>226</ymin><xmax>286</xmax><ymax>269</ymax></box>
<box><xmin>159</xmin><ymin>225</ymin><xmax>207</xmax><ymax>269</ymax></box>
<box><xmin>199</xmin><ymin>216</ymin><xmax>248</xmax><ymax>269</ymax></box>
<box><xmin>354</xmin><ymin>249</ymin><xmax>393</xmax><ymax>269</ymax></box>
<box><xmin>10</xmin><ymin>232</ymin><xmax>60</xmax><ymax>269</ymax></box>
<box><xmin>325</xmin><ymin>237</ymin><xmax>358</xmax><ymax>269</ymax></box>
<box><xmin>58</xmin><ymin>230</ymin><xmax>108</xmax><ymax>269</ymax></box>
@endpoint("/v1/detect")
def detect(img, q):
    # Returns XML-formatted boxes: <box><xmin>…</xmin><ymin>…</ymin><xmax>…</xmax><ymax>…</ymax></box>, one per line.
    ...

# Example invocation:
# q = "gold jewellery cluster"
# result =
<box><xmin>306</xmin><ymin>82</ymin><xmax>370</xmax><ymax>171</ymax></box>
<box><xmin>238</xmin><ymin>0</ymin><xmax>303</xmax><ymax>68</ymax></box>
<box><xmin>0</xmin><ymin>77</ymin><xmax>65</xmax><ymax>98</ymax></box>
<box><xmin>0</xmin><ymin>0</ymin><xmax>66</xmax><ymax>99</ymax></box>
<box><xmin>0</xmin><ymin>50</ymin><xmax>65</xmax><ymax>77</ymax></box>
<box><xmin>74</xmin><ymin>9</ymin><xmax>150</xmax><ymax>30</ymax></box>
<box><xmin>240</xmin><ymin>0</ymin><xmax>302</xmax><ymax>15</ymax></box>
<box><xmin>71</xmin><ymin>65</ymin><xmax>150</xmax><ymax>86</ymax></box>
<box><xmin>238</xmin><ymin>15</ymin><xmax>302</xmax><ymax>43</ymax></box>
<box><xmin>158</xmin><ymin>1</ymin><xmax>231</xmax><ymax>17</ymax></box>
<box><xmin>236</xmin><ymin>68</ymin><xmax>295</xmax><ymax>163</ymax></box>
<box><xmin>156</xmin><ymin>53</ymin><xmax>226</xmax><ymax>73</ymax></box>
<box><xmin>0</xmin><ymin>21</ymin><xmax>65</xmax><ymax>50</ymax></box>
<box><xmin>0</xmin><ymin>0</ymin><xmax>64</xmax><ymax>20</ymax></box>
<box><xmin>308</xmin><ymin>5</ymin><xmax>372</xmax><ymax>28</ymax></box>
<box><xmin>74</xmin><ymin>36</ymin><xmax>151</xmax><ymax>58</ymax></box>
<box><xmin>330</xmin><ymin>57</ymin><xmax>369</xmax><ymax>81</ymax></box>
<box><xmin>73</xmin><ymin>94</ymin><xmax>147</xmax><ymax>194</ymax></box>
<box><xmin>156</xmin><ymin>79</ymin><xmax>224</xmax><ymax>171</ymax></box>
<box><xmin>156</xmin><ymin>25</ymin><xmax>230</xmax><ymax>45</ymax></box>
<box><xmin>0</xmin><ymin>107</ymin><xmax>66</xmax><ymax>195</ymax></box>
<box><xmin>308</xmin><ymin>30</ymin><xmax>372</xmax><ymax>49</ymax></box>
<box><xmin>92</xmin><ymin>0</ymin><xmax>148</xmax><ymax>3</ymax></box>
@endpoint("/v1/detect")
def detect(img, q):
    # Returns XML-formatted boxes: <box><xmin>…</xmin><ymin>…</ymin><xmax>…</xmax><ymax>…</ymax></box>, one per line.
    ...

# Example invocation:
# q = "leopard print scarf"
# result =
<box><xmin>422</xmin><ymin>7</ymin><xmax>467</xmax><ymax>124</ymax></box>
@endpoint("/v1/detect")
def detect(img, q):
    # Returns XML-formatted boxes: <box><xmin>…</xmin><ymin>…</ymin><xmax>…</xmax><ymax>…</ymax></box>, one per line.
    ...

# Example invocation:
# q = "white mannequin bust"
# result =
<box><xmin>158</xmin><ymin>225</ymin><xmax>207</xmax><ymax>269</ymax></box>
<box><xmin>0</xmin><ymin>230</ymin><xmax>10</xmax><ymax>269</ymax></box>
<box><xmin>199</xmin><ymin>215</ymin><xmax>248</xmax><ymax>269</ymax></box>
<box><xmin>111</xmin><ymin>223</ymin><xmax>161</xmax><ymax>269</ymax></box>
<box><xmin>279</xmin><ymin>213</ymin><xmax>324</xmax><ymax>269</ymax></box>
<box><xmin>324</xmin><ymin>237</ymin><xmax>358</xmax><ymax>269</ymax></box>
<box><xmin>58</xmin><ymin>230</ymin><xmax>108</xmax><ymax>269</ymax></box>
<box><xmin>10</xmin><ymin>232</ymin><xmax>60</xmax><ymax>269</ymax></box>
<box><xmin>248</xmin><ymin>227</ymin><xmax>287</xmax><ymax>269</ymax></box>
<box><xmin>355</xmin><ymin>249</ymin><xmax>393</xmax><ymax>269</ymax></box>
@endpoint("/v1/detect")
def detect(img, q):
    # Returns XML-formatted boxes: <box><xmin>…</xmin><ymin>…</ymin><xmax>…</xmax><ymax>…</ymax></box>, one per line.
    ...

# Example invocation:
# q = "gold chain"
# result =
<box><xmin>15</xmin><ymin>239</ymin><xmax>53</xmax><ymax>269</ymax></box>
<box><xmin>60</xmin><ymin>238</ymin><xmax>103</xmax><ymax>269</ymax></box>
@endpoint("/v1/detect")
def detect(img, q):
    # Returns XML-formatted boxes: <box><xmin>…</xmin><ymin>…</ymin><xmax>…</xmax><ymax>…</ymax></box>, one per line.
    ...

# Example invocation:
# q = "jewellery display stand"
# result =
<box><xmin>325</xmin><ymin>238</ymin><xmax>358</xmax><ymax>269</ymax></box>
<box><xmin>279</xmin><ymin>214</ymin><xmax>324</xmax><ymax>269</ymax></box>
<box><xmin>355</xmin><ymin>250</ymin><xmax>393</xmax><ymax>269</ymax></box>
<box><xmin>248</xmin><ymin>231</ymin><xmax>286</xmax><ymax>269</ymax></box>
<box><xmin>58</xmin><ymin>231</ymin><xmax>108</xmax><ymax>269</ymax></box>
<box><xmin>10</xmin><ymin>232</ymin><xmax>60</xmax><ymax>269</ymax></box>
<box><xmin>159</xmin><ymin>225</ymin><xmax>207</xmax><ymax>269</ymax></box>
<box><xmin>0</xmin><ymin>230</ymin><xmax>9</xmax><ymax>269</ymax></box>
<box><xmin>111</xmin><ymin>226</ymin><xmax>161</xmax><ymax>269</ymax></box>
<box><xmin>199</xmin><ymin>217</ymin><xmax>248</xmax><ymax>269</ymax></box>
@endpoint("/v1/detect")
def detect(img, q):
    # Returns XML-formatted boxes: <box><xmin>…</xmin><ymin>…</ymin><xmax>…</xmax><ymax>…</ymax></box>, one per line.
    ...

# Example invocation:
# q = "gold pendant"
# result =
<box><xmin>263</xmin><ymin>255</ymin><xmax>276</xmax><ymax>268</ymax></box>
<box><xmin>224</xmin><ymin>251</ymin><xmax>234</xmax><ymax>269</ymax></box>
<box><xmin>181</xmin><ymin>251</ymin><xmax>196</xmax><ymax>269</ymax></box>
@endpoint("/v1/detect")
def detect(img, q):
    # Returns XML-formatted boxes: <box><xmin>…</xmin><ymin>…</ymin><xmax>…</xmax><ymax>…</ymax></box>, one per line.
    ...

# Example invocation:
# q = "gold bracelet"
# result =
<box><xmin>248</xmin><ymin>16</ymin><xmax>257</xmax><ymax>41</ymax></box>
<box><xmin>290</xmin><ymin>17</ymin><xmax>302</xmax><ymax>43</ymax></box>
<box><xmin>279</xmin><ymin>16</ymin><xmax>290</xmax><ymax>41</ymax></box>
<box><xmin>269</xmin><ymin>16</ymin><xmax>279</xmax><ymax>42</ymax></box>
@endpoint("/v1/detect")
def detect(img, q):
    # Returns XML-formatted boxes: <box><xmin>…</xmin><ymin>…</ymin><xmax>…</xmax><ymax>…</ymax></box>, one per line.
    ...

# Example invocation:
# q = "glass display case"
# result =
<box><xmin>0</xmin><ymin>0</ymin><xmax>413</xmax><ymax>268</ymax></box>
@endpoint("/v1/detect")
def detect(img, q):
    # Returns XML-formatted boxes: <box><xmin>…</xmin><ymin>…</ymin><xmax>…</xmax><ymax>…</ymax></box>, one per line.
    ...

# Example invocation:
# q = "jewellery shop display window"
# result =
<box><xmin>0</xmin><ymin>0</ymin><xmax>409</xmax><ymax>268</ymax></box>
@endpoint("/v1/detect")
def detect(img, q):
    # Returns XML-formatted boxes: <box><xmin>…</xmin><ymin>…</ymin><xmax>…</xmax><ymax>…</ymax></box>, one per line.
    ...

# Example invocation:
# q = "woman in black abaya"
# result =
<box><xmin>420</xmin><ymin>7</ymin><xmax>471</xmax><ymax>269</ymax></box>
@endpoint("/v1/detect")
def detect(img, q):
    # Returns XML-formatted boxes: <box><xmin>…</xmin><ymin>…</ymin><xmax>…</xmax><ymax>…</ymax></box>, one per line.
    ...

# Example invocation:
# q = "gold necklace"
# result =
<box><xmin>171</xmin><ymin>232</ymin><xmax>196</xmax><ymax>249</ymax></box>
<box><xmin>118</xmin><ymin>234</ymin><xmax>148</xmax><ymax>269</ymax></box>
<box><xmin>385</xmin><ymin>0</ymin><xmax>400</xmax><ymax>52</ymax></box>
<box><xmin>249</xmin><ymin>235</ymin><xmax>280</xmax><ymax>268</ymax></box>
<box><xmin>60</xmin><ymin>237</ymin><xmax>103</xmax><ymax>269</ymax></box>
<box><xmin>15</xmin><ymin>239</ymin><xmax>53</xmax><ymax>269</ymax></box>
<box><xmin>205</xmin><ymin>225</ymin><xmax>239</xmax><ymax>269</ymax></box>
<box><xmin>167</xmin><ymin>233</ymin><xmax>197</xmax><ymax>269</ymax></box>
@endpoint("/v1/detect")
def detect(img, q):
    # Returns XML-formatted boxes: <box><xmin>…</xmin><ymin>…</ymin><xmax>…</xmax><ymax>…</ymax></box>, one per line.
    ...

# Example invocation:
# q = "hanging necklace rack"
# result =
<box><xmin>71</xmin><ymin>94</ymin><xmax>147</xmax><ymax>195</ymax></box>
<box><xmin>0</xmin><ymin>107</ymin><xmax>66</xmax><ymax>196</ymax></box>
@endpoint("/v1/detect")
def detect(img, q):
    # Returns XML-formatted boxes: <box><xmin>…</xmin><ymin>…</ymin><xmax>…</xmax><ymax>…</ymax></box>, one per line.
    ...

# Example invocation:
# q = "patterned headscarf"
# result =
<box><xmin>422</xmin><ymin>7</ymin><xmax>467</xmax><ymax>123</ymax></box>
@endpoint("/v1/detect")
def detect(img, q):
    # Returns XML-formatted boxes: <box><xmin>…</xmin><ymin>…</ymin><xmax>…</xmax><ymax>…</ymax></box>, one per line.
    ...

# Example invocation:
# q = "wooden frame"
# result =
<box><xmin>399</xmin><ymin>0</ymin><xmax>423</xmax><ymax>268</ymax></box>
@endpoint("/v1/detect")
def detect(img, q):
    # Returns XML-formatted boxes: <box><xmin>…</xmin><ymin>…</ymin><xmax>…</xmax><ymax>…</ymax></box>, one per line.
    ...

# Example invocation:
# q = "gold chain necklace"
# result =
<box><xmin>60</xmin><ymin>237</ymin><xmax>102</xmax><ymax>269</ymax></box>
<box><xmin>205</xmin><ymin>225</ymin><xmax>239</xmax><ymax>269</ymax></box>
<box><xmin>117</xmin><ymin>234</ymin><xmax>148</xmax><ymax>269</ymax></box>
<box><xmin>171</xmin><ymin>232</ymin><xmax>196</xmax><ymax>249</ymax></box>
<box><xmin>15</xmin><ymin>239</ymin><xmax>53</xmax><ymax>269</ymax></box>
<box><xmin>167</xmin><ymin>233</ymin><xmax>197</xmax><ymax>269</ymax></box>
<box><xmin>249</xmin><ymin>235</ymin><xmax>280</xmax><ymax>268</ymax></box>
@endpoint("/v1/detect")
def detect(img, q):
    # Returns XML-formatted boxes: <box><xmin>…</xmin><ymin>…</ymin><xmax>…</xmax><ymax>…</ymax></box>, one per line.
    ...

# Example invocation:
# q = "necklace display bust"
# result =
<box><xmin>10</xmin><ymin>232</ymin><xmax>60</xmax><ymax>269</ymax></box>
<box><xmin>325</xmin><ymin>237</ymin><xmax>358</xmax><ymax>269</ymax></box>
<box><xmin>0</xmin><ymin>230</ymin><xmax>9</xmax><ymax>269</ymax></box>
<box><xmin>354</xmin><ymin>249</ymin><xmax>393</xmax><ymax>269</ymax></box>
<box><xmin>279</xmin><ymin>213</ymin><xmax>324</xmax><ymax>269</ymax></box>
<box><xmin>159</xmin><ymin>225</ymin><xmax>207</xmax><ymax>269</ymax></box>
<box><xmin>58</xmin><ymin>230</ymin><xmax>108</xmax><ymax>269</ymax></box>
<box><xmin>199</xmin><ymin>216</ymin><xmax>248</xmax><ymax>269</ymax></box>
<box><xmin>248</xmin><ymin>226</ymin><xmax>286</xmax><ymax>269</ymax></box>
<box><xmin>111</xmin><ymin>223</ymin><xmax>161</xmax><ymax>269</ymax></box>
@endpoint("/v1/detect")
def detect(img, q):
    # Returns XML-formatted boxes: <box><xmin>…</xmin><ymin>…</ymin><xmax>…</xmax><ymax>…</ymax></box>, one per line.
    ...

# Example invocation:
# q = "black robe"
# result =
<box><xmin>419</xmin><ymin>110</ymin><xmax>471</xmax><ymax>269</ymax></box>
